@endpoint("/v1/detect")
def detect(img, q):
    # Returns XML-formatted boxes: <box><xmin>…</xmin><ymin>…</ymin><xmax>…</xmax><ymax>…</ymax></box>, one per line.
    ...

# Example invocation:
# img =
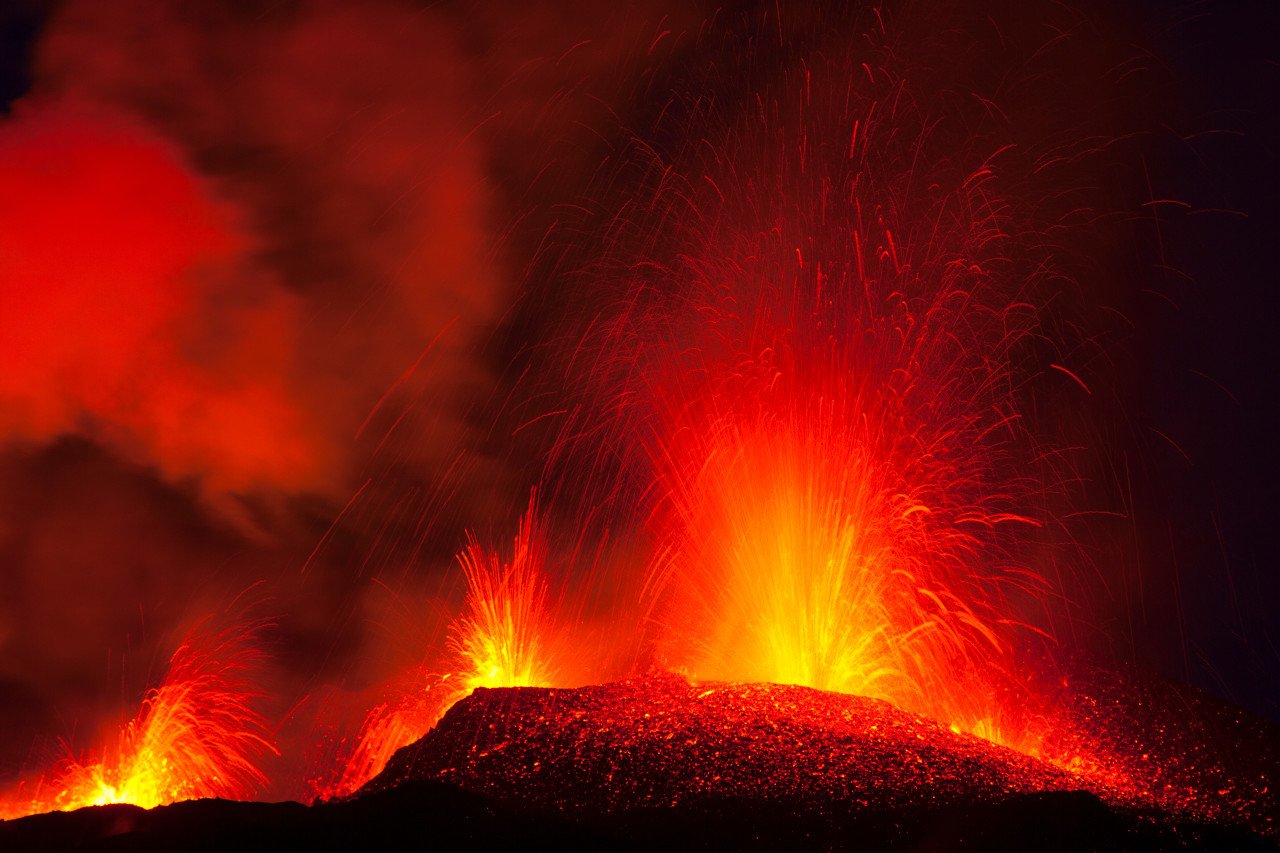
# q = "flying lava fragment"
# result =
<box><xmin>315</xmin><ymin>496</ymin><xmax>559</xmax><ymax>798</ymax></box>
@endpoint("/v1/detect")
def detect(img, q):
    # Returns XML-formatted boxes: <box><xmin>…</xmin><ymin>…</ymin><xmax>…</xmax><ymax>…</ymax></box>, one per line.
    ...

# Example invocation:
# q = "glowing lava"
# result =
<box><xmin>316</xmin><ymin>497</ymin><xmax>559</xmax><ymax>798</ymax></box>
<box><xmin>0</xmin><ymin>623</ymin><xmax>273</xmax><ymax>820</ymax></box>
<box><xmin>361</xmin><ymin>674</ymin><xmax>1278</xmax><ymax>840</ymax></box>
<box><xmin>450</xmin><ymin>500</ymin><xmax>558</xmax><ymax>694</ymax></box>
<box><xmin>622</xmin><ymin>36</ymin><xmax>1062</xmax><ymax>762</ymax></box>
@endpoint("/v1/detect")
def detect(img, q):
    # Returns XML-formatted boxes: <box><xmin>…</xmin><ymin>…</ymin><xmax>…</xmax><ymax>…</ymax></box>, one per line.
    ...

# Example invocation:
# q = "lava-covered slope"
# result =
<box><xmin>3</xmin><ymin>673</ymin><xmax>1276</xmax><ymax>850</ymax></box>
<box><xmin>364</xmin><ymin>673</ymin><xmax>1079</xmax><ymax>813</ymax></box>
<box><xmin>356</xmin><ymin>673</ymin><xmax>1274</xmax><ymax>848</ymax></box>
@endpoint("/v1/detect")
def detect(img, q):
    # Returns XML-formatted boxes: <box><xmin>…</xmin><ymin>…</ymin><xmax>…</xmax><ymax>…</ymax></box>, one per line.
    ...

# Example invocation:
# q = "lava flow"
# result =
<box><xmin>0</xmin><ymin>622</ymin><xmax>273</xmax><ymax>820</ymax></box>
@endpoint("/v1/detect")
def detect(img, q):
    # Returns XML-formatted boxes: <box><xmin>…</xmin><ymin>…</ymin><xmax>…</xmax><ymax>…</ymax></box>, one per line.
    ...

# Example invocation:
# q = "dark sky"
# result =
<box><xmin>0</xmin><ymin>0</ymin><xmax>1277</xmax><ymax>799</ymax></box>
<box><xmin>1100</xmin><ymin>0</ymin><xmax>1280</xmax><ymax>716</ymax></box>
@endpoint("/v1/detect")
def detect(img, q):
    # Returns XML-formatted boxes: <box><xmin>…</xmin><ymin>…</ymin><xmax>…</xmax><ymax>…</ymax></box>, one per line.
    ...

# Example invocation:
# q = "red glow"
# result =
<box><xmin>0</xmin><ymin>4</ymin><xmax>1271</xmax><ymax>843</ymax></box>
<box><xmin>0</xmin><ymin>103</ymin><xmax>326</xmax><ymax>495</ymax></box>
<box><xmin>615</xmin><ymin>39</ymin><xmax>1060</xmax><ymax>764</ymax></box>
<box><xmin>302</xmin><ymin>15</ymin><xmax>1273</xmax><ymax>834</ymax></box>
<box><xmin>365</xmin><ymin>673</ymin><xmax>1277</xmax><ymax>836</ymax></box>
<box><xmin>314</xmin><ymin>497</ymin><xmax>560</xmax><ymax>799</ymax></box>
<box><xmin>0</xmin><ymin>622</ymin><xmax>274</xmax><ymax>820</ymax></box>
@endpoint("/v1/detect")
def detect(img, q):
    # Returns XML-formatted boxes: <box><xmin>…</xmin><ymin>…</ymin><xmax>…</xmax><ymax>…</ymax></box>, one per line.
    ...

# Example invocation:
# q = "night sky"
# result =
<box><xmin>0</xmin><ymin>0</ymin><xmax>1277</xmax><ymax>801</ymax></box>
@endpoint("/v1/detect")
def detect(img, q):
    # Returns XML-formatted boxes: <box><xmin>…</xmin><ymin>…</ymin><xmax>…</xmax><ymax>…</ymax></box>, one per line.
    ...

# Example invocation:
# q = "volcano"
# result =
<box><xmin>3</xmin><ymin>673</ymin><xmax>1275</xmax><ymax>851</ymax></box>
<box><xmin>363</xmin><ymin>674</ymin><xmax>1080</xmax><ymax>810</ymax></box>
<box><xmin>1</xmin><ymin>1</ymin><xmax>1278</xmax><ymax>850</ymax></box>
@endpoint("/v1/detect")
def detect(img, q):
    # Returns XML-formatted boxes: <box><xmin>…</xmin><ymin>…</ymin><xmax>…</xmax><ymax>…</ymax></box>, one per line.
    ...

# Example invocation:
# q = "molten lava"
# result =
<box><xmin>316</xmin><ymin>497</ymin><xmax>558</xmax><ymax>798</ymax></box>
<box><xmin>625</xmin><ymin>40</ymin><xmax>1059</xmax><ymax>763</ymax></box>
<box><xmin>450</xmin><ymin>502</ymin><xmax>558</xmax><ymax>694</ymax></box>
<box><xmin>0</xmin><ymin>623</ymin><xmax>273</xmax><ymax>820</ymax></box>
<box><xmin>0</xmin><ymin>9</ymin><xmax>1271</xmax><ymax>848</ymax></box>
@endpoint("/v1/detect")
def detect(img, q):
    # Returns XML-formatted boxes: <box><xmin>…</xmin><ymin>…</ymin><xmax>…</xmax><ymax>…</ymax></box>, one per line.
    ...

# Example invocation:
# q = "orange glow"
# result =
<box><xmin>650</xmin><ymin>401</ymin><xmax>1050</xmax><ymax>756</ymax></box>
<box><xmin>315</xmin><ymin>497</ymin><xmax>558</xmax><ymax>799</ymax></box>
<box><xmin>310</xmin><ymin>671</ymin><xmax>454</xmax><ymax>802</ymax></box>
<box><xmin>450</xmin><ymin>501</ymin><xmax>557</xmax><ymax>694</ymax></box>
<box><xmin>0</xmin><ymin>623</ymin><xmax>273</xmax><ymax>820</ymax></box>
<box><xmin>642</xmin><ymin>263</ymin><xmax>1051</xmax><ymax>758</ymax></box>
<box><xmin>654</xmin><ymin>417</ymin><xmax>998</xmax><ymax>697</ymax></box>
<box><xmin>620</xmin><ymin>64</ymin><xmax>1072</xmax><ymax>756</ymax></box>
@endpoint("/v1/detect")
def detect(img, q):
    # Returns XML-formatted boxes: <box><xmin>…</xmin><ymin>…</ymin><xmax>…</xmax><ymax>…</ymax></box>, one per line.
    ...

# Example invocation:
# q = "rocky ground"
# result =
<box><xmin>3</xmin><ymin>674</ymin><xmax>1276</xmax><ymax>850</ymax></box>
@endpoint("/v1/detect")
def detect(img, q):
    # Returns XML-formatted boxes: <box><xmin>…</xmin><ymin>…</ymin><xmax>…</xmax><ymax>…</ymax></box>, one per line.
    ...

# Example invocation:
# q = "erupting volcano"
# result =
<box><xmin>0</xmin><ymin>622</ymin><xmax>272</xmax><ymax>820</ymax></box>
<box><xmin>632</xmin><ymin>98</ymin><xmax>1050</xmax><ymax>752</ymax></box>
<box><xmin>1</xmin><ymin>0</ymin><xmax>1276</xmax><ymax>849</ymax></box>
<box><xmin>314</xmin><ymin>497</ymin><xmax>559</xmax><ymax>799</ymax></box>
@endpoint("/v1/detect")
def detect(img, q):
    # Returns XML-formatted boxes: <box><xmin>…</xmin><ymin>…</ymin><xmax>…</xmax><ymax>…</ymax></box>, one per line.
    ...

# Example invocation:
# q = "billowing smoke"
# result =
<box><xmin>0</xmin><ymin>0</ymin><xmax>711</xmax><ymax>795</ymax></box>
<box><xmin>0</xmin><ymin>104</ymin><xmax>325</xmax><ymax>495</ymax></box>
<box><xmin>22</xmin><ymin>0</ymin><xmax>508</xmax><ymax>500</ymax></box>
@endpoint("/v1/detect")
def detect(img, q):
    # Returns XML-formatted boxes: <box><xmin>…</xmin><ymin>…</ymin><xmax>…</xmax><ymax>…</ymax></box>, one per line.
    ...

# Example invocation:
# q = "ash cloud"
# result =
<box><xmin>0</xmin><ymin>103</ymin><xmax>325</xmax><ymax>495</ymax></box>
<box><xmin>23</xmin><ymin>0</ymin><xmax>507</xmax><ymax>502</ymax></box>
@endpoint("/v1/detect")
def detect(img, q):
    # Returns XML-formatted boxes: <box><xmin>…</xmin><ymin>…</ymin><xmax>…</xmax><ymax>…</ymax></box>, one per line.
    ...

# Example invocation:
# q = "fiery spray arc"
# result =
<box><xmin>450</xmin><ymin>501</ymin><xmax>557</xmax><ymax>693</ymax></box>
<box><xmin>269</xmin><ymin>5</ymin><xmax>1145</xmax><ymax>796</ymax></box>
<box><xmin>300</xmin><ymin>9</ymin><xmax>1262</xmax><ymax>819</ymax></box>
<box><xmin>317</xmin><ymin>496</ymin><xmax>558</xmax><ymax>798</ymax></box>
<box><xmin>614</xmin><ymin>32</ymin><xmax>1061</xmax><ymax>751</ymax></box>
<box><xmin>645</xmin><ymin>295</ymin><xmax>1045</xmax><ymax>744</ymax></box>
<box><xmin>0</xmin><ymin>622</ymin><xmax>273</xmax><ymax>820</ymax></box>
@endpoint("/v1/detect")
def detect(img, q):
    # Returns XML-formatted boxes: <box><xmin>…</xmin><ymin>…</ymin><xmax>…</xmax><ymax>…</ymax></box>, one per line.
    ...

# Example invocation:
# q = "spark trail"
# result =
<box><xmin>601</xmin><ymin>30</ymin><xmax>1060</xmax><ymax>754</ymax></box>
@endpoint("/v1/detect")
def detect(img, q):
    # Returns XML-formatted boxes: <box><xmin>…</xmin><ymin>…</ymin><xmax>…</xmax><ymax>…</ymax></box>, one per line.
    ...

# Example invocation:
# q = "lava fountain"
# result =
<box><xmin>0</xmin><ymin>621</ymin><xmax>274</xmax><ymax>820</ymax></box>
<box><xmin>451</xmin><ymin>498</ymin><xmax>558</xmax><ymax>694</ymax></box>
<box><xmin>316</xmin><ymin>496</ymin><xmax>559</xmax><ymax>798</ymax></box>
<box><xmin>270</xmin><ymin>7</ymin><xmax>1270</xmax><ymax>832</ymax></box>
<box><xmin>1</xmin><ymin>3</ymin><xmax>1273</xmax><ymax>846</ymax></box>
<box><xmin>599</xmin><ymin>25</ymin><xmax>1066</xmax><ymax>758</ymax></box>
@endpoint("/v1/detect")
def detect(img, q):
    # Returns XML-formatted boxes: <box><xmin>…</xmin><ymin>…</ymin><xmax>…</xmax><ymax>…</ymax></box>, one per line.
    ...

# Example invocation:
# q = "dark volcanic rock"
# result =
<box><xmin>3</xmin><ymin>674</ymin><xmax>1276</xmax><ymax>850</ymax></box>
<box><xmin>0</xmin><ymin>782</ymin><xmax>610</xmax><ymax>851</ymax></box>
<box><xmin>355</xmin><ymin>673</ymin><xmax>1275</xmax><ymax>849</ymax></box>
<box><xmin>1</xmin><ymin>779</ymin><xmax>1271</xmax><ymax>851</ymax></box>
<box><xmin>364</xmin><ymin>673</ymin><xmax>1082</xmax><ymax>813</ymax></box>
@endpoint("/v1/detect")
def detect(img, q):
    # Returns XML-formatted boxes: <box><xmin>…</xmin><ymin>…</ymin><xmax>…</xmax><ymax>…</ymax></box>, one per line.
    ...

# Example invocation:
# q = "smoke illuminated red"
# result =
<box><xmin>0</xmin><ymin>103</ymin><xmax>325</xmax><ymax>497</ymax></box>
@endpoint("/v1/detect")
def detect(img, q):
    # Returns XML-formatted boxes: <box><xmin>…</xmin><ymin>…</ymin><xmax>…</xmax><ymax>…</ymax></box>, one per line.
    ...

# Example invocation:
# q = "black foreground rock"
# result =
<box><xmin>1</xmin><ymin>780</ymin><xmax>1272</xmax><ymax>851</ymax></box>
<box><xmin>3</xmin><ymin>674</ymin><xmax>1276</xmax><ymax>851</ymax></box>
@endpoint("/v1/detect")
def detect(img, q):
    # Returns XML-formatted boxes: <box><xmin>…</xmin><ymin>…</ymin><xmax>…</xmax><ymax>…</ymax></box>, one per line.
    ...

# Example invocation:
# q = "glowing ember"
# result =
<box><xmin>0</xmin><ymin>623</ymin><xmax>273</xmax><ymax>820</ymax></box>
<box><xmin>0</xmin><ymin>6</ymin><xmax>1271</xmax><ymax>847</ymax></box>
<box><xmin>367</xmin><ymin>675</ymin><xmax>1077</xmax><ymax>810</ymax></box>
<box><xmin>363</xmin><ymin>674</ymin><xmax>1277</xmax><ymax>838</ymax></box>
<box><xmin>309</xmin><ymin>18</ymin><xmax>1272</xmax><ymax>833</ymax></box>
